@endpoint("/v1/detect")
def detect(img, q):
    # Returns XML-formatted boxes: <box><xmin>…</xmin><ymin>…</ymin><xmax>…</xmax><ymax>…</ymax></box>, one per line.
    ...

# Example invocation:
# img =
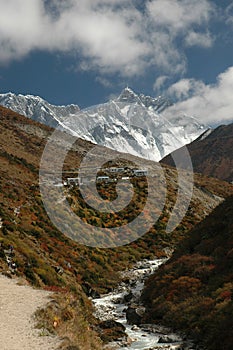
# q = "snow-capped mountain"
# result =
<box><xmin>0</xmin><ymin>92</ymin><xmax>80</xmax><ymax>130</ymax></box>
<box><xmin>0</xmin><ymin>88</ymin><xmax>208</xmax><ymax>161</ymax></box>
<box><xmin>117</xmin><ymin>87</ymin><xmax>173</xmax><ymax>113</ymax></box>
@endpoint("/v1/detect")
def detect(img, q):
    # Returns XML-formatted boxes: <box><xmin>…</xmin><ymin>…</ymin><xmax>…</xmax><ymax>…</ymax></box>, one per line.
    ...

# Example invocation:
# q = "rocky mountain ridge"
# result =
<box><xmin>0</xmin><ymin>88</ymin><xmax>208</xmax><ymax>161</ymax></box>
<box><xmin>0</xmin><ymin>91</ymin><xmax>80</xmax><ymax>130</ymax></box>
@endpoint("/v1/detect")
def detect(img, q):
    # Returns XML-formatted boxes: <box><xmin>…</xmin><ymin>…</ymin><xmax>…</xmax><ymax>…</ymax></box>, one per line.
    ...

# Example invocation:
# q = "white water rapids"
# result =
<box><xmin>93</xmin><ymin>259</ymin><xmax>196</xmax><ymax>350</ymax></box>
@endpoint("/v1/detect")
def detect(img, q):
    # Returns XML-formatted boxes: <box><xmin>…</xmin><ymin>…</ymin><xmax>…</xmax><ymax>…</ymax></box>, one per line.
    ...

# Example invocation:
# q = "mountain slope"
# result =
<box><xmin>0</xmin><ymin>105</ymin><xmax>232</xmax><ymax>348</ymax></box>
<box><xmin>0</xmin><ymin>88</ymin><xmax>207</xmax><ymax>161</ymax></box>
<box><xmin>142</xmin><ymin>195</ymin><xmax>233</xmax><ymax>350</ymax></box>
<box><xmin>0</xmin><ymin>106</ymin><xmax>104</xmax><ymax>349</ymax></box>
<box><xmin>1</xmin><ymin>104</ymin><xmax>232</xmax><ymax>281</ymax></box>
<box><xmin>161</xmin><ymin>123</ymin><xmax>233</xmax><ymax>182</ymax></box>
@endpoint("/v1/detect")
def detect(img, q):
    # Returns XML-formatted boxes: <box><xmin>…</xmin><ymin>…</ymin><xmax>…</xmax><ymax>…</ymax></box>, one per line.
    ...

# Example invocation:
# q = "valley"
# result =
<box><xmin>0</xmin><ymin>1</ymin><xmax>233</xmax><ymax>349</ymax></box>
<box><xmin>0</xmin><ymin>104</ymin><xmax>232</xmax><ymax>350</ymax></box>
<box><xmin>93</xmin><ymin>258</ymin><xmax>195</xmax><ymax>350</ymax></box>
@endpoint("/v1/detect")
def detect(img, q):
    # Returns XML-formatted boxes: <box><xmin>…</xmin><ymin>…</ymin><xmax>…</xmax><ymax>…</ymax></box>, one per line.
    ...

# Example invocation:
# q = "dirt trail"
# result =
<box><xmin>0</xmin><ymin>274</ymin><xmax>61</xmax><ymax>350</ymax></box>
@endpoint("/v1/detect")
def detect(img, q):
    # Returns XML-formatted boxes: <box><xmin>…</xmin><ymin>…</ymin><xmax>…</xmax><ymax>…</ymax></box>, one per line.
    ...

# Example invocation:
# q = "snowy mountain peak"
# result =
<box><xmin>0</xmin><ymin>90</ymin><xmax>208</xmax><ymax>162</ymax></box>
<box><xmin>117</xmin><ymin>87</ymin><xmax>173</xmax><ymax>113</ymax></box>
<box><xmin>0</xmin><ymin>92</ymin><xmax>80</xmax><ymax>129</ymax></box>
<box><xmin>139</xmin><ymin>94</ymin><xmax>173</xmax><ymax>113</ymax></box>
<box><xmin>117</xmin><ymin>86</ymin><xmax>141</xmax><ymax>104</ymax></box>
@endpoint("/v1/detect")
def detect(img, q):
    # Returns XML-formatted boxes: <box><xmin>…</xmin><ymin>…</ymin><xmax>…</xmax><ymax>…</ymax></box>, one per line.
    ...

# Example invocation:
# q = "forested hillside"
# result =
<box><xmin>142</xmin><ymin>195</ymin><xmax>233</xmax><ymax>350</ymax></box>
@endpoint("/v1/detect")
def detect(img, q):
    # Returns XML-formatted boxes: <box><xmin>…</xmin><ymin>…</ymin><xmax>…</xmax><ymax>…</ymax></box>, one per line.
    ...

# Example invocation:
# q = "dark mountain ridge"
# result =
<box><xmin>142</xmin><ymin>195</ymin><xmax>233</xmax><ymax>350</ymax></box>
<box><xmin>161</xmin><ymin>122</ymin><xmax>233</xmax><ymax>182</ymax></box>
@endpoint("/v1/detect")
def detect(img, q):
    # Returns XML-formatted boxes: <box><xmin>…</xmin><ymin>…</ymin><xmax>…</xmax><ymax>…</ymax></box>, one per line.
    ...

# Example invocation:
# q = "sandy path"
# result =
<box><xmin>0</xmin><ymin>275</ymin><xmax>61</xmax><ymax>350</ymax></box>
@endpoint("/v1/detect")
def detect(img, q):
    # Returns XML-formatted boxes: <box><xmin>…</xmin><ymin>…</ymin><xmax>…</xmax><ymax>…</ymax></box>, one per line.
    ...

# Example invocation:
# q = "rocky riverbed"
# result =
<box><xmin>92</xmin><ymin>259</ymin><xmax>197</xmax><ymax>350</ymax></box>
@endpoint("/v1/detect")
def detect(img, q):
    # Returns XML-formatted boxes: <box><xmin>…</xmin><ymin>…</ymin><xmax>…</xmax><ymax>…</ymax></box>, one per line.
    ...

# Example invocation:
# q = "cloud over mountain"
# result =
<box><xmin>0</xmin><ymin>0</ymin><xmax>216</xmax><ymax>76</ymax></box>
<box><xmin>164</xmin><ymin>66</ymin><xmax>233</xmax><ymax>124</ymax></box>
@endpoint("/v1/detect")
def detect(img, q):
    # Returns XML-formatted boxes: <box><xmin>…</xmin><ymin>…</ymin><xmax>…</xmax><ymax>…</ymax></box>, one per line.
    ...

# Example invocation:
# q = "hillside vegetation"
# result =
<box><xmin>142</xmin><ymin>195</ymin><xmax>233</xmax><ymax>350</ymax></box>
<box><xmin>0</xmin><ymin>105</ymin><xmax>233</xmax><ymax>348</ymax></box>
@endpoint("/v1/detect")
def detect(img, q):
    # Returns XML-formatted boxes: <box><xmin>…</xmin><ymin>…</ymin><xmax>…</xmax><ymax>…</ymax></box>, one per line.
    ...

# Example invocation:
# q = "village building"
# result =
<box><xmin>132</xmin><ymin>169</ymin><xmax>148</xmax><ymax>177</ymax></box>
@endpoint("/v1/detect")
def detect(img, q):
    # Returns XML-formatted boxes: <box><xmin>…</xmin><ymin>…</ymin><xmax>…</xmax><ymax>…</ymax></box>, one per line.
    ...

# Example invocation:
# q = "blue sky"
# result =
<box><xmin>0</xmin><ymin>0</ymin><xmax>233</xmax><ymax>124</ymax></box>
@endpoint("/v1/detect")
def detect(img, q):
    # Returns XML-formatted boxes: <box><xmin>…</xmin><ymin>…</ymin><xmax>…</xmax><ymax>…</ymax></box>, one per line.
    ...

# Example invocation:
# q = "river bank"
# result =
<box><xmin>93</xmin><ymin>259</ymin><xmax>197</xmax><ymax>350</ymax></box>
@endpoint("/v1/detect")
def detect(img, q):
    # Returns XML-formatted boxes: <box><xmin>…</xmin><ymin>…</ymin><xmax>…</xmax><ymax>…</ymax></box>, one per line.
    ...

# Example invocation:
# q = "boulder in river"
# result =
<box><xmin>97</xmin><ymin>319</ymin><xmax>127</xmax><ymax>343</ymax></box>
<box><xmin>124</xmin><ymin>291</ymin><xmax>134</xmax><ymax>303</ymax></box>
<box><xmin>158</xmin><ymin>335</ymin><xmax>179</xmax><ymax>343</ymax></box>
<box><xmin>126</xmin><ymin>306</ymin><xmax>145</xmax><ymax>325</ymax></box>
<box><xmin>131</xmin><ymin>325</ymin><xmax>140</xmax><ymax>331</ymax></box>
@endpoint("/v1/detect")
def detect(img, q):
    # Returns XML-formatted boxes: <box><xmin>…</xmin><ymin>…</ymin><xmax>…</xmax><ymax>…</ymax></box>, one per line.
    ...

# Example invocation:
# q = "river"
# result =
<box><xmin>93</xmin><ymin>259</ymin><xmax>196</xmax><ymax>350</ymax></box>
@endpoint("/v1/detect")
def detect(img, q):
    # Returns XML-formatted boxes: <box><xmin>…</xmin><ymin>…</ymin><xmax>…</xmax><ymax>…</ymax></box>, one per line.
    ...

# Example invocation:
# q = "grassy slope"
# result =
<box><xmin>0</xmin><ymin>105</ymin><xmax>233</xmax><ymax>348</ymax></box>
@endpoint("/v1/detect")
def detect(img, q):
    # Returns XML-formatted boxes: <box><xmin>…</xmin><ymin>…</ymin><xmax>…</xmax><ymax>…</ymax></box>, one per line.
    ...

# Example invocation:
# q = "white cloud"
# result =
<box><xmin>0</xmin><ymin>0</ymin><xmax>48</xmax><ymax>60</ymax></box>
<box><xmin>0</xmin><ymin>0</ymin><xmax>148</xmax><ymax>75</ymax></box>
<box><xmin>167</xmin><ymin>78</ymin><xmax>206</xmax><ymax>99</ymax></box>
<box><xmin>153</xmin><ymin>75</ymin><xmax>169</xmax><ymax>92</ymax></box>
<box><xmin>146</xmin><ymin>0</ymin><xmax>214</xmax><ymax>33</ymax></box>
<box><xmin>147</xmin><ymin>31</ymin><xmax>187</xmax><ymax>75</ymax></box>
<box><xmin>0</xmin><ymin>0</ymin><xmax>216</xmax><ymax>76</ymax></box>
<box><xmin>95</xmin><ymin>76</ymin><xmax>113</xmax><ymax>88</ymax></box>
<box><xmin>226</xmin><ymin>2</ymin><xmax>233</xmax><ymax>25</ymax></box>
<box><xmin>184</xmin><ymin>31</ymin><xmax>213</xmax><ymax>48</ymax></box>
<box><xmin>164</xmin><ymin>67</ymin><xmax>233</xmax><ymax>124</ymax></box>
